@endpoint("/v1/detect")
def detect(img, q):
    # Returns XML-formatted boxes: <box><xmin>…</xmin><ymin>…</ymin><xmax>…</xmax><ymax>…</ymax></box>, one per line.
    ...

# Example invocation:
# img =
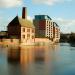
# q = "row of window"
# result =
<box><xmin>46</xmin><ymin>35</ymin><xmax>53</xmax><ymax>38</ymax></box>
<box><xmin>47</xmin><ymin>33</ymin><xmax>53</xmax><ymax>36</ymax></box>
<box><xmin>22</xmin><ymin>34</ymin><xmax>34</xmax><ymax>39</ymax></box>
<box><xmin>46</xmin><ymin>26</ymin><xmax>53</xmax><ymax>29</ymax></box>
<box><xmin>46</xmin><ymin>21</ymin><xmax>53</xmax><ymax>25</ymax></box>
<box><xmin>46</xmin><ymin>25</ymin><xmax>53</xmax><ymax>27</ymax></box>
<box><xmin>47</xmin><ymin>30</ymin><xmax>53</xmax><ymax>33</ymax></box>
<box><xmin>47</xmin><ymin>32</ymin><xmax>52</xmax><ymax>34</ymax></box>
<box><xmin>23</xmin><ymin>28</ymin><xmax>35</xmax><ymax>33</ymax></box>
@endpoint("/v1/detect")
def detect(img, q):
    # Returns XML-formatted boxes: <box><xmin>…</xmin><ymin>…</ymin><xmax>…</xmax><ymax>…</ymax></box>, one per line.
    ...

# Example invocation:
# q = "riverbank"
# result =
<box><xmin>0</xmin><ymin>38</ymin><xmax>59</xmax><ymax>47</ymax></box>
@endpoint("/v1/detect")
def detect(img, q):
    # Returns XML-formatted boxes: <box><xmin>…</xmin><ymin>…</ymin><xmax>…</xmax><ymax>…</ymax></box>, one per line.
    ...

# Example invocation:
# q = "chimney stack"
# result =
<box><xmin>22</xmin><ymin>7</ymin><xmax>27</xmax><ymax>19</ymax></box>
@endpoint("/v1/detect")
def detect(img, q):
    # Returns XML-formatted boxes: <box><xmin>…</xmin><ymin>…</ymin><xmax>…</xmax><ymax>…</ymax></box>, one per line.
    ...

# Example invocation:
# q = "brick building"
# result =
<box><xmin>53</xmin><ymin>22</ymin><xmax>60</xmax><ymax>42</ymax></box>
<box><xmin>33</xmin><ymin>15</ymin><xmax>60</xmax><ymax>42</ymax></box>
<box><xmin>7</xmin><ymin>7</ymin><xmax>35</xmax><ymax>45</ymax></box>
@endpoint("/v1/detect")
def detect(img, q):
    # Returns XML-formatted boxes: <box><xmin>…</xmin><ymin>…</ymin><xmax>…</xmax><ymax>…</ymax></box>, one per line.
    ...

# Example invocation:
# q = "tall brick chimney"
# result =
<box><xmin>22</xmin><ymin>7</ymin><xmax>27</xmax><ymax>19</ymax></box>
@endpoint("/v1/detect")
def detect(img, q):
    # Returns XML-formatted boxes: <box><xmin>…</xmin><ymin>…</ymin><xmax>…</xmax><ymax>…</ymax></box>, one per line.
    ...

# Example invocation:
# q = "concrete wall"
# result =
<box><xmin>35</xmin><ymin>38</ymin><xmax>52</xmax><ymax>45</ymax></box>
<box><xmin>53</xmin><ymin>38</ymin><xmax>60</xmax><ymax>43</ymax></box>
<box><xmin>21</xmin><ymin>39</ymin><xmax>35</xmax><ymax>46</ymax></box>
<box><xmin>0</xmin><ymin>39</ymin><xmax>20</xmax><ymax>46</ymax></box>
<box><xmin>0</xmin><ymin>38</ymin><xmax>35</xmax><ymax>46</ymax></box>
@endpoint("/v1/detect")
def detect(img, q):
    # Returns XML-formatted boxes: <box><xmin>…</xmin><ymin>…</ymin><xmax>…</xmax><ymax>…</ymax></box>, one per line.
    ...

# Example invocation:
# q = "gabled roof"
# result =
<box><xmin>18</xmin><ymin>18</ymin><xmax>35</xmax><ymax>28</ymax></box>
<box><xmin>8</xmin><ymin>16</ymin><xmax>35</xmax><ymax>28</ymax></box>
<box><xmin>8</xmin><ymin>16</ymin><xmax>19</xmax><ymax>26</ymax></box>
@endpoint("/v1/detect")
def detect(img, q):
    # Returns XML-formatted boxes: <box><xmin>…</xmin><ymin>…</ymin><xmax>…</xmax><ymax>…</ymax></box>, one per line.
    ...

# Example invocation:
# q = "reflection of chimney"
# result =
<box><xmin>22</xmin><ymin>7</ymin><xmax>27</xmax><ymax>19</ymax></box>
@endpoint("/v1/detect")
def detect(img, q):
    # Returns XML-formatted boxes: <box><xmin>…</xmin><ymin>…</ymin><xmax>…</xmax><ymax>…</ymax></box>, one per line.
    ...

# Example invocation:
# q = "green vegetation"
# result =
<box><xmin>69</xmin><ymin>33</ymin><xmax>75</xmax><ymax>43</ymax></box>
<box><xmin>60</xmin><ymin>33</ymin><xmax>68</xmax><ymax>42</ymax></box>
<box><xmin>60</xmin><ymin>32</ymin><xmax>75</xmax><ymax>43</ymax></box>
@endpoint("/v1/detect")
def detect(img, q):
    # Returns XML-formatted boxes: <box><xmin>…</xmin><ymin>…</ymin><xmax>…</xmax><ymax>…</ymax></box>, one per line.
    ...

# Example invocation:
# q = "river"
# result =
<box><xmin>0</xmin><ymin>43</ymin><xmax>75</xmax><ymax>75</ymax></box>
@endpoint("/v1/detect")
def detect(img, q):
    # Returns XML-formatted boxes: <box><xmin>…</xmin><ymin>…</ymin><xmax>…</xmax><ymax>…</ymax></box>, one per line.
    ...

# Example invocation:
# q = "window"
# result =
<box><xmin>47</xmin><ymin>34</ymin><xmax>48</xmax><ymax>35</ymax></box>
<box><xmin>32</xmin><ymin>36</ymin><xmax>34</xmax><ymax>39</ymax></box>
<box><xmin>23</xmin><ymin>35</ymin><xmax>25</xmax><ymax>39</ymax></box>
<box><xmin>0</xmin><ymin>39</ymin><xmax>3</xmax><ymax>42</ymax></box>
<box><xmin>27</xmin><ymin>29</ymin><xmax>30</xmax><ymax>32</ymax></box>
<box><xmin>27</xmin><ymin>34</ymin><xmax>30</xmax><ymax>38</ymax></box>
<box><xmin>51</xmin><ymin>22</ymin><xmax>52</xmax><ymax>25</ymax></box>
<box><xmin>51</xmin><ymin>27</ymin><xmax>53</xmax><ymax>29</ymax></box>
<box><xmin>32</xmin><ymin>29</ymin><xmax>35</xmax><ymax>33</ymax></box>
<box><xmin>49</xmin><ymin>22</ymin><xmax>51</xmax><ymax>25</ymax></box>
<box><xmin>47</xmin><ymin>36</ymin><xmax>49</xmax><ymax>37</ymax></box>
<box><xmin>23</xmin><ymin>28</ymin><xmax>25</xmax><ymax>32</ymax></box>
<box><xmin>51</xmin><ymin>26</ymin><xmax>53</xmax><ymax>28</ymax></box>
<box><xmin>47</xmin><ymin>21</ymin><xmax>49</xmax><ymax>24</ymax></box>
<box><xmin>11</xmin><ymin>39</ymin><xmax>13</xmax><ymax>42</ymax></box>
<box><xmin>47</xmin><ymin>24</ymin><xmax>48</xmax><ymax>26</ymax></box>
<box><xmin>47</xmin><ymin>27</ymin><xmax>48</xmax><ymax>28</ymax></box>
<box><xmin>46</xmin><ymin>21</ymin><xmax>48</xmax><ymax>25</ymax></box>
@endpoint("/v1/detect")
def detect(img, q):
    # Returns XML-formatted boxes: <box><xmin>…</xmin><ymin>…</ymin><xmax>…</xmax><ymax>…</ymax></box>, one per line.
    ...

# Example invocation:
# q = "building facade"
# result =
<box><xmin>7</xmin><ymin>7</ymin><xmax>35</xmax><ymax>45</ymax></box>
<box><xmin>53</xmin><ymin>22</ymin><xmax>60</xmax><ymax>42</ymax></box>
<box><xmin>33</xmin><ymin>15</ymin><xmax>52</xmax><ymax>38</ymax></box>
<box><xmin>33</xmin><ymin>15</ymin><xmax>60</xmax><ymax>42</ymax></box>
<box><xmin>45</xmin><ymin>20</ymin><xmax>54</xmax><ymax>40</ymax></box>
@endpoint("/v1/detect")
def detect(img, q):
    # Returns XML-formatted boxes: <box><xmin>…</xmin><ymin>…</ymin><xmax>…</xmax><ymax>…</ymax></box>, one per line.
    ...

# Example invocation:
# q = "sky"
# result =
<box><xmin>0</xmin><ymin>0</ymin><xmax>75</xmax><ymax>33</ymax></box>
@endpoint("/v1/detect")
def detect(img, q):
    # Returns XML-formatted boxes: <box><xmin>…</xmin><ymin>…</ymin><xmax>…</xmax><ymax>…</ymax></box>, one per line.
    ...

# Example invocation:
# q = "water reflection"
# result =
<box><xmin>7</xmin><ymin>45</ymin><xmax>54</xmax><ymax>75</ymax></box>
<box><xmin>34</xmin><ymin>47</ymin><xmax>45</xmax><ymax>62</ymax></box>
<box><xmin>8</xmin><ymin>46</ymin><xmax>20</xmax><ymax>62</ymax></box>
<box><xmin>1</xmin><ymin>43</ymin><xmax>75</xmax><ymax>75</ymax></box>
<box><xmin>69</xmin><ymin>43</ymin><xmax>75</xmax><ymax>47</ymax></box>
<box><xmin>7</xmin><ymin>46</ymin><xmax>52</xmax><ymax>63</ymax></box>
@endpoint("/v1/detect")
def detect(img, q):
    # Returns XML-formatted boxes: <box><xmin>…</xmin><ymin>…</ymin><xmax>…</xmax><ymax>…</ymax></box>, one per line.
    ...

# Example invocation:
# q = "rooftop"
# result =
<box><xmin>34</xmin><ymin>15</ymin><xmax>52</xmax><ymax>20</ymax></box>
<box><xmin>8</xmin><ymin>16</ymin><xmax>35</xmax><ymax>28</ymax></box>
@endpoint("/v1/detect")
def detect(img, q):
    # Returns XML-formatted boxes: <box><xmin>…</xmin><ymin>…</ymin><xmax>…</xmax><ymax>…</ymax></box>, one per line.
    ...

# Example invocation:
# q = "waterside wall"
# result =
<box><xmin>0</xmin><ymin>39</ymin><xmax>19</xmax><ymax>47</ymax></box>
<box><xmin>0</xmin><ymin>38</ymin><xmax>58</xmax><ymax>46</ymax></box>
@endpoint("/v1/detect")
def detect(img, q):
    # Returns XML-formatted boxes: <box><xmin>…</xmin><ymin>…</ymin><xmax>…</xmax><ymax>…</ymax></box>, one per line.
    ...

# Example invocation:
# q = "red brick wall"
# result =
<box><xmin>39</xmin><ymin>20</ymin><xmax>46</xmax><ymax>30</ymax></box>
<box><xmin>8</xmin><ymin>25</ymin><xmax>21</xmax><ymax>38</ymax></box>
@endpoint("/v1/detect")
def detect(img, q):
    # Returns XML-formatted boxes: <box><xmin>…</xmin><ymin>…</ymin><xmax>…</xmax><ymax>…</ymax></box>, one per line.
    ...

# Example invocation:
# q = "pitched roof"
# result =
<box><xmin>18</xmin><ymin>17</ymin><xmax>35</xmax><ymax>28</ymax></box>
<box><xmin>8</xmin><ymin>16</ymin><xmax>35</xmax><ymax>28</ymax></box>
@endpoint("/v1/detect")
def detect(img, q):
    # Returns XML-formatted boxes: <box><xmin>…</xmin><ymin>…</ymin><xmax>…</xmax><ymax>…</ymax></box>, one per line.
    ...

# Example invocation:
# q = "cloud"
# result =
<box><xmin>32</xmin><ymin>0</ymin><xmax>72</xmax><ymax>5</ymax></box>
<box><xmin>54</xmin><ymin>18</ymin><xmax>75</xmax><ymax>33</ymax></box>
<box><xmin>56</xmin><ymin>18</ymin><xmax>75</xmax><ymax>26</ymax></box>
<box><xmin>27</xmin><ymin>16</ymin><xmax>33</xmax><ymax>22</ymax></box>
<box><xmin>0</xmin><ymin>0</ymin><xmax>23</xmax><ymax>8</ymax></box>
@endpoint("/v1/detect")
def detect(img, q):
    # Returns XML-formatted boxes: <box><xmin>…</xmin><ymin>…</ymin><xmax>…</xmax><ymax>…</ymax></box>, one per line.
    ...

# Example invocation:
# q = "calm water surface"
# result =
<box><xmin>0</xmin><ymin>43</ymin><xmax>75</xmax><ymax>75</ymax></box>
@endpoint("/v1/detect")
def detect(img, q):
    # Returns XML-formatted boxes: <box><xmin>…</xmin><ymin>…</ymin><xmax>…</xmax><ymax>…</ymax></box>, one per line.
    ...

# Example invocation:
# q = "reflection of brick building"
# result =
<box><xmin>33</xmin><ymin>15</ymin><xmax>60</xmax><ymax>42</ymax></box>
<box><xmin>7</xmin><ymin>7</ymin><xmax>35</xmax><ymax>45</ymax></box>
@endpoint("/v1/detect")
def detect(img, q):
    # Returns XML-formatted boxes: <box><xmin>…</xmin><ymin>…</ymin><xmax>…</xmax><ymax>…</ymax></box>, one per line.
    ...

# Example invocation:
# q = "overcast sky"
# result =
<box><xmin>0</xmin><ymin>0</ymin><xmax>75</xmax><ymax>33</ymax></box>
